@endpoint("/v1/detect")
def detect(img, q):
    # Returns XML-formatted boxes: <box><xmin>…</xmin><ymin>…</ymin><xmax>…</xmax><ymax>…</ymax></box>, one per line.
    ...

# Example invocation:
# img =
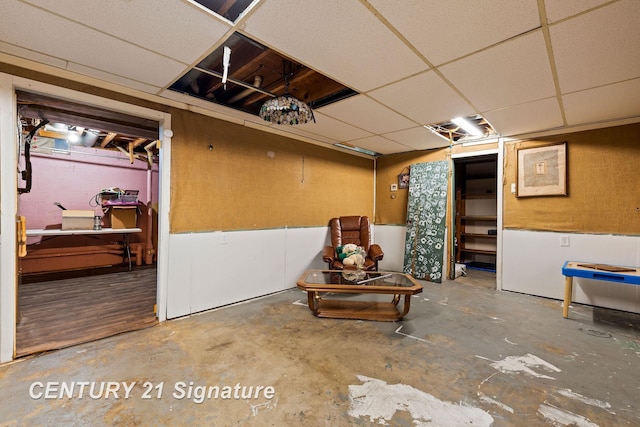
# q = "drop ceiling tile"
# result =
<box><xmin>482</xmin><ymin>98</ymin><xmax>564</xmax><ymax>137</ymax></box>
<box><xmin>318</xmin><ymin>95</ymin><xmax>416</xmax><ymax>135</ymax></box>
<box><xmin>544</xmin><ymin>0</ymin><xmax>610</xmax><ymax>23</ymax></box>
<box><xmin>66</xmin><ymin>63</ymin><xmax>163</xmax><ymax>94</ymax></box>
<box><xmin>382</xmin><ymin>126</ymin><xmax>450</xmax><ymax>151</ymax></box>
<box><xmin>0</xmin><ymin>41</ymin><xmax>68</xmax><ymax>70</ymax></box>
<box><xmin>369</xmin><ymin>70</ymin><xmax>474</xmax><ymax>125</ymax></box>
<box><xmin>349</xmin><ymin>135</ymin><xmax>413</xmax><ymax>155</ymax></box>
<box><xmin>550</xmin><ymin>0</ymin><xmax>640</xmax><ymax>94</ymax></box>
<box><xmin>22</xmin><ymin>0</ymin><xmax>231</xmax><ymax>64</ymax></box>
<box><xmin>300</xmin><ymin>112</ymin><xmax>373</xmax><ymax>142</ymax></box>
<box><xmin>563</xmin><ymin>79</ymin><xmax>640</xmax><ymax>126</ymax></box>
<box><xmin>369</xmin><ymin>0</ymin><xmax>540</xmax><ymax>65</ymax></box>
<box><xmin>242</xmin><ymin>0</ymin><xmax>427</xmax><ymax>92</ymax></box>
<box><xmin>440</xmin><ymin>30</ymin><xmax>555</xmax><ymax>112</ymax></box>
<box><xmin>0</xmin><ymin>2</ymin><xmax>187</xmax><ymax>87</ymax></box>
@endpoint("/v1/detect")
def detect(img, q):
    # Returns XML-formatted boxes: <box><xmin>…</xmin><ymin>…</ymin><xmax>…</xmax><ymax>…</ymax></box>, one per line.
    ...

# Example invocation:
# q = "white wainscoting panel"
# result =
<box><xmin>502</xmin><ymin>229</ymin><xmax>640</xmax><ymax>313</ymax></box>
<box><xmin>375</xmin><ymin>225</ymin><xmax>407</xmax><ymax>272</ymax></box>
<box><xmin>283</xmin><ymin>226</ymin><xmax>330</xmax><ymax>282</ymax></box>
<box><xmin>166</xmin><ymin>227</ymin><xmax>329</xmax><ymax>319</ymax></box>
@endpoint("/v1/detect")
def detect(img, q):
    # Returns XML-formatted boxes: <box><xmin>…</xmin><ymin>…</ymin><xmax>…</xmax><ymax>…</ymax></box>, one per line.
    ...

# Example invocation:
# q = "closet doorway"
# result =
<box><xmin>453</xmin><ymin>154</ymin><xmax>498</xmax><ymax>288</ymax></box>
<box><xmin>15</xmin><ymin>90</ymin><xmax>161</xmax><ymax>357</ymax></box>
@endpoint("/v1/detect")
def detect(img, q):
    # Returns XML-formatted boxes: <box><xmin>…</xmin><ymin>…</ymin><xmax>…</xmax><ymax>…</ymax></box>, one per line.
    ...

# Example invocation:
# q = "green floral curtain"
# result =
<box><xmin>403</xmin><ymin>160</ymin><xmax>449</xmax><ymax>283</ymax></box>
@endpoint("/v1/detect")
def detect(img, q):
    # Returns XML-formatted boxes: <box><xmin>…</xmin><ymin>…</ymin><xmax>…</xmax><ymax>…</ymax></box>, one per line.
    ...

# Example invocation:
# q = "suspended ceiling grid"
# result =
<box><xmin>0</xmin><ymin>0</ymin><xmax>639</xmax><ymax>156</ymax></box>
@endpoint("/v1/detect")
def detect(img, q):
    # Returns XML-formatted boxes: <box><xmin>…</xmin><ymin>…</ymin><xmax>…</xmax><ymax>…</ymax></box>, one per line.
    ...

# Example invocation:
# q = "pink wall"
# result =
<box><xmin>19</xmin><ymin>147</ymin><xmax>158</xmax><ymax>240</ymax></box>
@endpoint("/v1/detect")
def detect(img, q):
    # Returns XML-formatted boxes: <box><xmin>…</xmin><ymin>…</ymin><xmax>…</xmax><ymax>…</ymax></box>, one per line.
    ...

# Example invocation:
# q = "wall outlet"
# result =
<box><xmin>560</xmin><ymin>235</ymin><xmax>570</xmax><ymax>247</ymax></box>
<box><xmin>390</xmin><ymin>183</ymin><xmax>398</xmax><ymax>191</ymax></box>
<box><xmin>220</xmin><ymin>232</ymin><xmax>228</xmax><ymax>245</ymax></box>
<box><xmin>511</xmin><ymin>183</ymin><xmax>516</xmax><ymax>194</ymax></box>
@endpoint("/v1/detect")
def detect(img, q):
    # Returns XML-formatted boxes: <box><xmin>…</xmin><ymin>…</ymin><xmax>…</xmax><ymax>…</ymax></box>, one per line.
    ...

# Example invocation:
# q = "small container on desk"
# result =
<box><xmin>62</xmin><ymin>210</ymin><xmax>95</xmax><ymax>230</ymax></box>
<box><xmin>102</xmin><ymin>201</ymin><xmax>140</xmax><ymax>229</ymax></box>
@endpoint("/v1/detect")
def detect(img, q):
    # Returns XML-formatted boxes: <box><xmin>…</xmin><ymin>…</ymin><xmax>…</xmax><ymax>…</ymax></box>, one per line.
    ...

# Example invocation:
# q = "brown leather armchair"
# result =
<box><xmin>322</xmin><ymin>216</ymin><xmax>384</xmax><ymax>271</ymax></box>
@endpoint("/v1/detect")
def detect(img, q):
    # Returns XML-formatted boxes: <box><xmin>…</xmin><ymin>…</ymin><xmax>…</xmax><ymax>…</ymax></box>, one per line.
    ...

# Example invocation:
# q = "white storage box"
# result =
<box><xmin>62</xmin><ymin>210</ymin><xmax>94</xmax><ymax>230</ymax></box>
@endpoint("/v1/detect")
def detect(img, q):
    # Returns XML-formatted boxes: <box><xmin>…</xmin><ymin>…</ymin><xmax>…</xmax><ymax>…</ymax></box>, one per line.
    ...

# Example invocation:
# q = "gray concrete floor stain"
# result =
<box><xmin>1</xmin><ymin>270</ymin><xmax>639</xmax><ymax>426</ymax></box>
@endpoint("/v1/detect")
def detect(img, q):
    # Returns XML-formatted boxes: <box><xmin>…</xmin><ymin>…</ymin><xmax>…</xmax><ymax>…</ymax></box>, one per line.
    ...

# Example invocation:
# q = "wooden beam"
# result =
<box><xmin>100</xmin><ymin>132</ymin><xmax>117</xmax><ymax>148</ymax></box>
<box><xmin>132</xmin><ymin>138</ymin><xmax>147</xmax><ymax>149</ymax></box>
<box><xmin>128</xmin><ymin>142</ymin><xmax>134</xmax><ymax>164</ymax></box>
<box><xmin>217</xmin><ymin>0</ymin><xmax>236</xmax><ymax>17</ymax></box>
<box><xmin>242</xmin><ymin>68</ymin><xmax>316</xmax><ymax>106</ymax></box>
<box><xmin>37</xmin><ymin>129</ymin><xmax>67</xmax><ymax>139</ymax></box>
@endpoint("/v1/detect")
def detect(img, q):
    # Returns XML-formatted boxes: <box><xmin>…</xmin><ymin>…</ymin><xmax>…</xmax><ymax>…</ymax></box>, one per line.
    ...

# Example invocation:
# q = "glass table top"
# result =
<box><xmin>300</xmin><ymin>270</ymin><xmax>418</xmax><ymax>288</ymax></box>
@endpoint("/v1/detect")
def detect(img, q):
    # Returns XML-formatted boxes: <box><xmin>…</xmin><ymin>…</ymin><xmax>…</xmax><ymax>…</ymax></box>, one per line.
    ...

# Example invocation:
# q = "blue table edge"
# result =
<box><xmin>562</xmin><ymin>261</ymin><xmax>640</xmax><ymax>285</ymax></box>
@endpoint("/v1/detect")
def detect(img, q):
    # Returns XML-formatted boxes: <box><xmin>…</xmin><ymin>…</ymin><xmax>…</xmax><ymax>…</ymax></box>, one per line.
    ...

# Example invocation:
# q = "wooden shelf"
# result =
<box><xmin>460</xmin><ymin>248</ymin><xmax>496</xmax><ymax>255</ymax></box>
<box><xmin>461</xmin><ymin>233</ymin><xmax>496</xmax><ymax>238</ymax></box>
<box><xmin>460</xmin><ymin>215</ymin><xmax>497</xmax><ymax>221</ymax></box>
<box><xmin>462</xmin><ymin>193</ymin><xmax>496</xmax><ymax>199</ymax></box>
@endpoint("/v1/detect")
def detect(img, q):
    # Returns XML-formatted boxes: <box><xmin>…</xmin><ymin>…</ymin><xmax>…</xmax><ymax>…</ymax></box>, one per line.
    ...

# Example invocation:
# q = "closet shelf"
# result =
<box><xmin>459</xmin><ymin>248</ymin><xmax>497</xmax><ymax>255</ymax></box>
<box><xmin>460</xmin><ymin>215</ymin><xmax>497</xmax><ymax>221</ymax></box>
<box><xmin>461</xmin><ymin>233</ymin><xmax>496</xmax><ymax>238</ymax></box>
<box><xmin>461</xmin><ymin>193</ymin><xmax>496</xmax><ymax>199</ymax></box>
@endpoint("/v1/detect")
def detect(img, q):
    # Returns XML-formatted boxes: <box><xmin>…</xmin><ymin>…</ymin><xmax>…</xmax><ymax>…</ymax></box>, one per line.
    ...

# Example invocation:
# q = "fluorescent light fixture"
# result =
<box><xmin>451</xmin><ymin>117</ymin><xmax>483</xmax><ymax>137</ymax></box>
<box><xmin>334</xmin><ymin>143</ymin><xmax>378</xmax><ymax>157</ymax></box>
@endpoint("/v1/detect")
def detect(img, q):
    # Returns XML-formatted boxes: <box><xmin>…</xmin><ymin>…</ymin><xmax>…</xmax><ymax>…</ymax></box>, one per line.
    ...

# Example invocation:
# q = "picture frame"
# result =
<box><xmin>398</xmin><ymin>172</ymin><xmax>410</xmax><ymax>189</ymax></box>
<box><xmin>517</xmin><ymin>142</ymin><xmax>567</xmax><ymax>197</ymax></box>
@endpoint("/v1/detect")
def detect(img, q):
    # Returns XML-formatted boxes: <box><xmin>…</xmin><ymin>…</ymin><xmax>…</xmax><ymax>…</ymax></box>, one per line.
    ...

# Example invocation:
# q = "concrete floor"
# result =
<box><xmin>1</xmin><ymin>270</ymin><xmax>639</xmax><ymax>426</ymax></box>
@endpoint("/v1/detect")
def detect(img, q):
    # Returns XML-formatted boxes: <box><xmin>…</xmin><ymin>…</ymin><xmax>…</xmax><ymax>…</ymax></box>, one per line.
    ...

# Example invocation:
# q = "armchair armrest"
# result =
<box><xmin>368</xmin><ymin>244</ymin><xmax>384</xmax><ymax>261</ymax></box>
<box><xmin>322</xmin><ymin>245</ymin><xmax>336</xmax><ymax>263</ymax></box>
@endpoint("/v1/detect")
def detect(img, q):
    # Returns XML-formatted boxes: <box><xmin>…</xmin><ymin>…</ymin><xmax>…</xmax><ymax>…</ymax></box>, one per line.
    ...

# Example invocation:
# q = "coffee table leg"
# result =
<box><xmin>307</xmin><ymin>291</ymin><xmax>319</xmax><ymax>315</ymax></box>
<box><xmin>398</xmin><ymin>295</ymin><xmax>412</xmax><ymax>318</ymax></box>
<box><xmin>391</xmin><ymin>294</ymin><xmax>401</xmax><ymax>305</ymax></box>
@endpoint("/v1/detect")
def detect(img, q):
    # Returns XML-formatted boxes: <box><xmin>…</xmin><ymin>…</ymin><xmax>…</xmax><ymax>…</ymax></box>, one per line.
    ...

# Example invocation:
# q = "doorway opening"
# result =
<box><xmin>15</xmin><ymin>90</ymin><xmax>160</xmax><ymax>357</ymax></box>
<box><xmin>453</xmin><ymin>154</ymin><xmax>498</xmax><ymax>288</ymax></box>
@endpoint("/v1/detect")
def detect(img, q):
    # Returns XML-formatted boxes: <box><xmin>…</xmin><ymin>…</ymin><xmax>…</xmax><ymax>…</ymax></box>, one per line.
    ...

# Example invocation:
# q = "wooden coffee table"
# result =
<box><xmin>296</xmin><ymin>270</ymin><xmax>423</xmax><ymax>321</ymax></box>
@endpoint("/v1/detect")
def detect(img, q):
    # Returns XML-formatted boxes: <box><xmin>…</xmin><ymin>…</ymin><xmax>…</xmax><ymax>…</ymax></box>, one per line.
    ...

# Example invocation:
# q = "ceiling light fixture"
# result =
<box><xmin>259</xmin><ymin>63</ymin><xmax>315</xmax><ymax>125</ymax></box>
<box><xmin>425</xmin><ymin>114</ymin><xmax>496</xmax><ymax>143</ymax></box>
<box><xmin>451</xmin><ymin>116</ymin><xmax>483</xmax><ymax>137</ymax></box>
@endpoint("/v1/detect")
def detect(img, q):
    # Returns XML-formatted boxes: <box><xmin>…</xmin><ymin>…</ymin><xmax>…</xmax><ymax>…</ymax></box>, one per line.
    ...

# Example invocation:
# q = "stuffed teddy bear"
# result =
<box><xmin>336</xmin><ymin>243</ymin><xmax>365</xmax><ymax>268</ymax></box>
<box><xmin>343</xmin><ymin>252</ymin><xmax>364</xmax><ymax>268</ymax></box>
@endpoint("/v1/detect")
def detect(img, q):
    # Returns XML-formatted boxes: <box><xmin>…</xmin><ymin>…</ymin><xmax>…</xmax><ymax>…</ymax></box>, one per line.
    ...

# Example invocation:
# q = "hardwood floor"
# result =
<box><xmin>16</xmin><ymin>267</ymin><xmax>158</xmax><ymax>357</ymax></box>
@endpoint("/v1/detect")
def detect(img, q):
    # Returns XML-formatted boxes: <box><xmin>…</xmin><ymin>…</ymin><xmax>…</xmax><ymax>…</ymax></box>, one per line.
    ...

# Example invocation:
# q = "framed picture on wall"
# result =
<box><xmin>517</xmin><ymin>142</ymin><xmax>567</xmax><ymax>197</ymax></box>
<box><xmin>398</xmin><ymin>171</ymin><xmax>410</xmax><ymax>189</ymax></box>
